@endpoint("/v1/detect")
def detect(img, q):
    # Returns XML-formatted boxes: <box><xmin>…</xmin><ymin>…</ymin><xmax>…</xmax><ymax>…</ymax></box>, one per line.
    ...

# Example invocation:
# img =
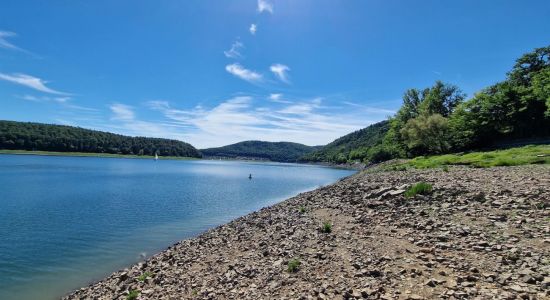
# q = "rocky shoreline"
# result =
<box><xmin>64</xmin><ymin>165</ymin><xmax>549</xmax><ymax>299</ymax></box>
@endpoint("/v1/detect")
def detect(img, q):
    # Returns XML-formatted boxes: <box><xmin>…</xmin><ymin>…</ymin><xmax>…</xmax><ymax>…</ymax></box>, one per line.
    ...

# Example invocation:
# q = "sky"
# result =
<box><xmin>1</xmin><ymin>1</ymin><xmax>549</xmax><ymax>148</ymax></box>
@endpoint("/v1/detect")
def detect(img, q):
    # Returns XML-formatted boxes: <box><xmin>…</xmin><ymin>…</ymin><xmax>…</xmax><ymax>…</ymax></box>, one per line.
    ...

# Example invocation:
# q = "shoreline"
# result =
<box><xmin>0</xmin><ymin>149</ymin><xmax>199</xmax><ymax>161</ymax></box>
<box><xmin>64</xmin><ymin>165</ymin><xmax>550</xmax><ymax>299</ymax></box>
<box><xmin>0</xmin><ymin>149</ymin><xmax>361</xmax><ymax>170</ymax></box>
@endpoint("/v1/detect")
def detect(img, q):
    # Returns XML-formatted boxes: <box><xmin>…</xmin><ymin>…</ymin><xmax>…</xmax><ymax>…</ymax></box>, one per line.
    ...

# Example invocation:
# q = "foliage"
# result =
<box><xmin>307</xmin><ymin>45</ymin><xmax>550</xmax><ymax>164</ymax></box>
<box><xmin>300</xmin><ymin>121</ymin><xmax>389</xmax><ymax>163</ymax></box>
<box><xmin>320</xmin><ymin>221</ymin><xmax>332</xmax><ymax>233</ymax></box>
<box><xmin>287</xmin><ymin>258</ymin><xmax>301</xmax><ymax>273</ymax></box>
<box><xmin>299</xmin><ymin>206</ymin><xmax>306</xmax><ymax>213</ymax></box>
<box><xmin>400</xmin><ymin>114</ymin><xmax>451</xmax><ymax>155</ymax></box>
<box><xmin>200</xmin><ymin>141</ymin><xmax>319</xmax><ymax>162</ymax></box>
<box><xmin>0</xmin><ymin>120</ymin><xmax>201</xmax><ymax>158</ymax></box>
<box><xmin>392</xmin><ymin>145</ymin><xmax>549</xmax><ymax>169</ymax></box>
<box><xmin>126</xmin><ymin>290</ymin><xmax>139</xmax><ymax>300</ymax></box>
<box><xmin>404</xmin><ymin>182</ymin><xmax>433</xmax><ymax>197</ymax></box>
<box><xmin>137</xmin><ymin>272</ymin><xmax>152</xmax><ymax>282</ymax></box>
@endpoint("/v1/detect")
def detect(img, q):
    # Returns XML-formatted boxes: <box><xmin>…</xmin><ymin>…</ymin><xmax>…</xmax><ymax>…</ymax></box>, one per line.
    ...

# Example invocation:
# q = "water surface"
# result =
<box><xmin>0</xmin><ymin>154</ymin><xmax>353</xmax><ymax>300</ymax></box>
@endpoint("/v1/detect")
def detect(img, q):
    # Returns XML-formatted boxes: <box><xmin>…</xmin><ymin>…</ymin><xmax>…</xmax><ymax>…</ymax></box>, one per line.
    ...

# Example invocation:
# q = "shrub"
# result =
<box><xmin>127</xmin><ymin>290</ymin><xmax>139</xmax><ymax>300</ymax></box>
<box><xmin>137</xmin><ymin>271</ymin><xmax>152</xmax><ymax>282</ymax></box>
<box><xmin>320</xmin><ymin>221</ymin><xmax>332</xmax><ymax>233</ymax></box>
<box><xmin>299</xmin><ymin>206</ymin><xmax>306</xmax><ymax>213</ymax></box>
<box><xmin>405</xmin><ymin>182</ymin><xmax>433</xmax><ymax>197</ymax></box>
<box><xmin>287</xmin><ymin>258</ymin><xmax>301</xmax><ymax>273</ymax></box>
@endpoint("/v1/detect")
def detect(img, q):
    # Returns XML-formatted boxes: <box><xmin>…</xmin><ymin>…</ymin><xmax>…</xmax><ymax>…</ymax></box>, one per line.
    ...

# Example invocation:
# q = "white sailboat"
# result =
<box><xmin>155</xmin><ymin>153</ymin><xmax>159</xmax><ymax>160</ymax></box>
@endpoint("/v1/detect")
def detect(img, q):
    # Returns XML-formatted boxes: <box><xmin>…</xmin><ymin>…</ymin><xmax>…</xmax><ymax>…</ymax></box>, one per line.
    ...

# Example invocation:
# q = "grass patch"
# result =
<box><xmin>299</xmin><ymin>206</ymin><xmax>306</xmax><ymax>213</ymax></box>
<box><xmin>387</xmin><ymin>145</ymin><xmax>550</xmax><ymax>169</ymax></box>
<box><xmin>405</xmin><ymin>182</ymin><xmax>433</xmax><ymax>197</ymax></box>
<box><xmin>126</xmin><ymin>290</ymin><xmax>139</xmax><ymax>300</ymax></box>
<box><xmin>320</xmin><ymin>221</ymin><xmax>333</xmax><ymax>233</ymax></box>
<box><xmin>287</xmin><ymin>258</ymin><xmax>301</xmax><ymax>273</ymax></box>
<box><xmin>137</xmin><ymin>271</ymin><xmax>152</xmax><ymax>282</ymax></box>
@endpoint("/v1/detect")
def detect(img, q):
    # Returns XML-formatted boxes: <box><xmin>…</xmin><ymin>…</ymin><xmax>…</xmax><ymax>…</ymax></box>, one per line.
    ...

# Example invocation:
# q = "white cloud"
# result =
<box><xmin>270</xmin><ymin>63</ymin><xmax>290</xmax><ymax>83</ymax></box>
<box><xmin>110</xmin><ymin>103</ymin><xmax>135</xmax><ymax>121</ymax></box>
<box><xmin>0</xmin><ymin>73</ymin><xmax>70</xmax><ymax>95</ymax></box>
<box><xmin>223</xmin><ymin>40</ymin><xmax>244</xmax><ymax>59</ymax></box>
<box><xmin>342</xmin><ymin>101</ymin><xmax>396</xmax><ymax>114</ymax></box>
<box><xmin>249</xmin><ymin>24</ymin><xmax>257</xmax><ymax>35</ymax></box>
<box><xmin>19</xmin><ymin>94</ymin><xmax>70</xmax><ymax>103</ymax></box>
<box><xmin>0</xmin><ymin>31</ymin><xmax>19</xmax><ymax>50</ymax></box>
<box><xmin>268</xmin><ymin>93</ymin><xmax>292</xmax><ymax>104</ymax></box>
<box><xmin>225</xmin><ymin>63</ymin><xmax>263</xmax><ymax>83</ymax></box>
<box><xmin>147</xmin><ymin>95</ymin><xmax>387</xmax><ymax>148</ymax></box>
<box><xmin>258</xmin><ymin>0</ymin><xmax>274</xmax><ymax>14</ymax></box>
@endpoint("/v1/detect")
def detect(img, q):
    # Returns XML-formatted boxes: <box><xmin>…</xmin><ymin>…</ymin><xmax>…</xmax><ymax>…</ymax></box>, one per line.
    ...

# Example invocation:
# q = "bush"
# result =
<box><xmin>127</xmin><ymin>290</ymin><xmax>139</xmax><ymax>300</ymax></box>
<box><xmin>287</xmin><ymin>258</ymin><xmax>301</xmax><ymax>273</ymax></box>
<box><xmin>137</xmin><ymin>271</ymin><xmax>152</xmax><ymax>282</ymax></box>
<box><xmin>320</xmin><ymin>221</ymin><xmax>332</xmax><ymax>233</ymax></box>
<box><xmin>405</xmin><ymin>182</ymin><xmax>433</xmax><ymax>197</ymax></box>
<box><xmin>299</xmin><ymin>206</ymin><xmax>306</xmax><ymax>213</ymax></box>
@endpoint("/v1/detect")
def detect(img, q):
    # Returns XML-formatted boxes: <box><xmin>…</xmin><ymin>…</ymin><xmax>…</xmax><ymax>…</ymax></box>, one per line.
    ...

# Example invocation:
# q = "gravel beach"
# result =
<box><xmin>64</xmin><ymin>165</ymin><xmax>550</xmax><ymax>299</ymax></box>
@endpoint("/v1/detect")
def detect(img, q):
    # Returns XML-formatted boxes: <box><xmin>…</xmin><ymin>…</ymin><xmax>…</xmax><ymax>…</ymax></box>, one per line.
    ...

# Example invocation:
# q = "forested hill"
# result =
<box><xmin>299</xmin><ymin>121</ymin><xmax>390</xmax><ymax>163</ymax></box>
<box><xmin>302</xmin><ymin>45</ymin><xmax>550</xmax><ymax>164</ymax></box>
<box><xmin>200</xmin><ymin>141</ymin><xmax>321</xmax><ymax>162</ymax></box>
<box><xmin>0</xmin><ymin>120</ymin><xmax>202</xmax><ymax>158</ymax></box>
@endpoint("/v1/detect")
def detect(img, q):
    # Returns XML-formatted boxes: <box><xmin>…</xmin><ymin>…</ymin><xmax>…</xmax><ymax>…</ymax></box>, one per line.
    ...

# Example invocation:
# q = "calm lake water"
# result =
<box><xmin>0</xmin><ymin>154</ymin><xmax>354</xmax><ymax>300</ymax></box>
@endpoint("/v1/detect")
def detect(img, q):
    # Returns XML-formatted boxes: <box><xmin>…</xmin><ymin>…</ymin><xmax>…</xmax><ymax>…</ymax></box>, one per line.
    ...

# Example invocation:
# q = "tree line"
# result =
<box><xmin>0</xmin><ymin>121</ymin><xmax>202</xmax><ymax>158</ymax></box>
<box><xmin>303</xmin><ymin>45</ymin><xmax>550</xmax><ymax>163</ymax></box>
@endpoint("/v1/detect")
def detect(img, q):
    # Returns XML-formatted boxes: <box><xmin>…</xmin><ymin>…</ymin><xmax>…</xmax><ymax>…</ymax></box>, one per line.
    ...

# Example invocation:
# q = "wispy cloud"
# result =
<box><xmin>342</xmin><ymin>101</ymin><xmax>396</xmax><ymax>114</ymax></box>
<box><xmin>268</xmin><ymin>93</ymin><xmax>292</xmax><ymax>104</ymax></box>
<box><xmin>249</xmin><ymin>24</ymin><xmax>257</xmax><ymax>35</ymax></box>
<box><xmin>257</xmin><ymin>0</ymin><xmax>274</xmax><ymax>14</ymax></box>
<box><xmin>225</xmin><ymin>63</ymin><xmax>263</xmax><ymax>83</ymax></box>
<box><xmin>0</xmin><ymin>31</ymin><xmax>26</xmax><ymax>52</ymax></box>
<box><xmin>270</xmin><ymin>63</ymin><xmax>290</xmax><ymax>83</ymax></box>
<box><xmin>19</xmin><ymin>94</ymin><xmax>70</xmax><ymax>103</ymax></box>
<box><xmin>223</xmin><ymin>40</ymin><xmax>244</xmax><ymax>59</ymax></box>
<box><xmin>110</xmin><ymin>103</ymin><xmax>135</xmax><ymax>121</ymax></box>
<box><xmin>0</xmin><ymin>73</ymin><xmax>70</xmax><ymax>95</ymax></box>
<box><xmin>147</xmin><ymin>95</ymin><xmax>385</xmax><ymax>148</ymax></box>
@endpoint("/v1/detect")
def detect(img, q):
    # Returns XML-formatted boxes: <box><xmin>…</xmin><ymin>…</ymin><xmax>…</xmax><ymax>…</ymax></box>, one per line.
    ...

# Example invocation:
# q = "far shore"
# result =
<box><xmin>0</xmin><ymin>149</ymin><xmax>361</xmax><ymax>170</ymax></box>
<box><xmin>0</xmin><ymin>149</ymin><xmax>199</xmax><ymax>161</ymax></box>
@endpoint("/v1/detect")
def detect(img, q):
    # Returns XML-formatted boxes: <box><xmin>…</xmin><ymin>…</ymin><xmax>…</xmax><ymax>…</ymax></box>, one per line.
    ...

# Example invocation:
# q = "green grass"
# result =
<box><xmin>137</xmin><ymin>271</ymin><xmax>152</xmax><ymax>282</ymax></box>
<box><xmin>320</xmin><ymin>221</ymin><xmax>333</xmax><ymax>233</ymax></box>
<box><xmin>287</xmin><ymin>258</ymin><xmax>301</xmax><ymax>273</ymax></box>
<box><xmin>299</xmin><ymin>206</ymin><xmax>306</xmax><ymax>213</ymax></box>
<box><xmin>126</xmin><ymin>290</ymin><xmax>139</xmax><ymax>300</ymax></box>
<box><xmin>405</xmin><ymin>182</ymin><xmax>433</xmax><ymax>197</ymax></box>
<box><xmin>0</xmin><ymin>149</ymin><xmax>198</xmax><ymax>161</ymax></box>
<box><xmin>391</xmin><ymin>145</ymin><xmax>550</xmax><ymax>169</ymax></box>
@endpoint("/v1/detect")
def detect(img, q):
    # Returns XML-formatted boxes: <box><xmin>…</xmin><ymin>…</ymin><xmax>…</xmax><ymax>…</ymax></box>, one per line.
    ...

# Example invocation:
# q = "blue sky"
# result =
<box><xmin>1</xmin><ymin>0</ymin><xmax>549</xmax><ymax>148</ymax></box>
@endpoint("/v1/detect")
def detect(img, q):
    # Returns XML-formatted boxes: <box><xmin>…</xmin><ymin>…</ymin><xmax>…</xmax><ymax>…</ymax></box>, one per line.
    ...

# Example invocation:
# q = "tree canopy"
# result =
<box><xmin>0</xmin><ymin>120</ymin><xmax>201</xmax><ymax>158</ymax></box>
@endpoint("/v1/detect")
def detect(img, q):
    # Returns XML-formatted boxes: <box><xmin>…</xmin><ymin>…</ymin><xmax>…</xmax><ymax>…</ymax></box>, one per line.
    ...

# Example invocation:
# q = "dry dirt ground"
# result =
<box><xmin>64</xmin><ymin>165</ymin><xmax>549</xmax><ymax>300</ymax></box>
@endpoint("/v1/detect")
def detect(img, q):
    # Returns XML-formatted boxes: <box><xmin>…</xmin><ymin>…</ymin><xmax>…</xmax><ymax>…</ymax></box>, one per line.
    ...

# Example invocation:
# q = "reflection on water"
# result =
<box><xmin>0</xmin><ymin>154</ymin><xmax>354</xmax><ymax>300</ymax></box>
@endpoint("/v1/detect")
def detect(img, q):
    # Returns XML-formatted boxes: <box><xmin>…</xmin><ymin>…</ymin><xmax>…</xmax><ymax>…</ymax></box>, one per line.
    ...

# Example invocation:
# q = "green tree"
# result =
<box><xmin>400</xmin><ymin>114</ymin><xmax>451</xmax><ymax>155</ymax></box>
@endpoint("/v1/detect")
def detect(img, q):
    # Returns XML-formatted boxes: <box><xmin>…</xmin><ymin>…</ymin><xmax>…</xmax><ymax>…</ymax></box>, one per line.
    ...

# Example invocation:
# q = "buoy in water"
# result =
<box><xmin>249</xmin><ymin>173</ymin><xmax>252</xmax><ymax>179</ymax></box>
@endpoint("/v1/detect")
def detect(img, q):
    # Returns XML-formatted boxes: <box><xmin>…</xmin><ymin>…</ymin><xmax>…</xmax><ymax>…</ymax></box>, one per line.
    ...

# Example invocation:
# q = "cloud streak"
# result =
<box><xmin>0</xmin><ymin>73</ymin><xmax>70</xmax><ymax>95</ymax></box>
<box><xmin>110</xmin><ymin>103</ymin><xmax>135</xmax><ymax>121</ymax></box>
<box><xmin>223</xmin><ymin>40</ymin><xmax>244</xmax><ymax>59</ymax></box>
<box><xmin>225</xmin><ymin>63</ymin><xmax>263</xmax><ymax>83</ymax></box>
<box><xmin>257</xmin><ymin>0</ymin><xmax>273</xmax><ymax>14</ymax></box>
<box><xmin>270</xmin><ymin>63</ymin><xmax>290</xmax><ymax>83</ymax></box>
<box><xmin>147</xmin><ymin>95</ymin><xmax>386</xmax><ymax>148</ymax></box>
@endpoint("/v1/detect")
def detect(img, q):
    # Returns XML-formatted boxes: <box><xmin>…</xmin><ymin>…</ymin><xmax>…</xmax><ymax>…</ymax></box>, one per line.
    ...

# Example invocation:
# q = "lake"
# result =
<box><xmin>0</xmin><ymin>154</ymin><xmax>354</xmax><ymax>300</ymax></box>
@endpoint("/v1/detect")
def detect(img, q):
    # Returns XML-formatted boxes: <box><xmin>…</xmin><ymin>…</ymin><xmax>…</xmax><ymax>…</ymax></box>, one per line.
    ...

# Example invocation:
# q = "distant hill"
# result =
<box><xmin>0</xmin><ymin>120</ymin><xmax>201</xmax><ymax>158</ymax></box>
<box><xmin>201</xmin><ymin>141</ymin><xmax>321</xmax><ymax>162</ymax></box>
<box><xmin>299</xmin><ymin>120</ymin><xmax>390</xmax><ymax>163</ymax></box>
